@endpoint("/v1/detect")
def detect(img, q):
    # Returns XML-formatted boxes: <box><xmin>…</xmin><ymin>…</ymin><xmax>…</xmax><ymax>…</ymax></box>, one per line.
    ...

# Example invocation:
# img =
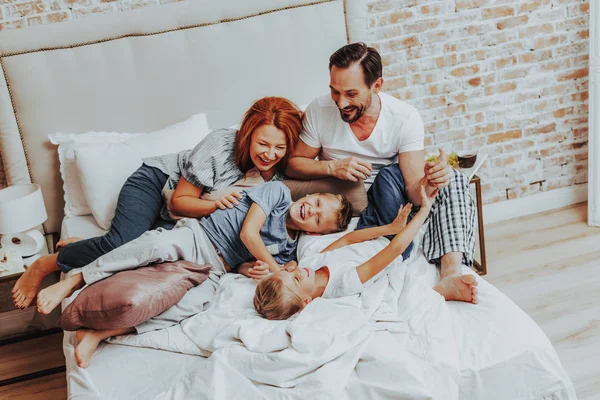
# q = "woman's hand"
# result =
<box><xmin>215</xmin><ymin>192</ymin><xmax>243</xmax><ymax>210</ymax></box>
<box><xmin>238</xmin><ymin>260</ymin><xmax>271</xmax><ymax>282</ymax></box>
<box><xmin>387</xmin><ymin>203</ymin><xmax>412</xmax><ymax>235</ymax></box>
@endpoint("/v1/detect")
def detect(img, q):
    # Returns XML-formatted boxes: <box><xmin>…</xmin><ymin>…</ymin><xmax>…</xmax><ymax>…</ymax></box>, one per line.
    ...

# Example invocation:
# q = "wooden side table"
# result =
<box><xmin>470</xmin><ymin>175</ymin><xmax>487</xmax><ymax>276</ymax></box>
<box><xmin>0</xmin><ymin>232</ymin><xmax>65</xmax><ymax>387</ymax></box>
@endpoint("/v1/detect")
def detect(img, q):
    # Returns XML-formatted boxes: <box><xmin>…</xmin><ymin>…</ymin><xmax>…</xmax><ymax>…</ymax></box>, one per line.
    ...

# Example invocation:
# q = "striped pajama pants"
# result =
<box><xmin>357</xmin><ymin>163</ymin><xmax>476</xmax><ymax>267</ymax></box>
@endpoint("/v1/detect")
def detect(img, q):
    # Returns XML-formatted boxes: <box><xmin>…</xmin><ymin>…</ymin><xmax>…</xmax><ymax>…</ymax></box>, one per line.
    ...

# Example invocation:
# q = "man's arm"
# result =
<box><xmin>286</xmin><ymin>141</ymin><xmax>373</xmax><ymax>181</ymax></box>
<box><xmin>285</xmin><ymin>141</ymin><xmax>331</xmax><ymax>179</ymax></box>
<box><xmin>398</xmin><ymin>150</ymin><xmax>427</xmax><ymax>206</ymax></box>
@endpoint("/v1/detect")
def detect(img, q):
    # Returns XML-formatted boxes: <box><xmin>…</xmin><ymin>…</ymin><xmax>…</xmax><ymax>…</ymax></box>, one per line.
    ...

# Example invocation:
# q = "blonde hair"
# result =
<box><xmin>254</xmin><ymin>275</ymin><xmax>305</xmax><ymax>320</ymax></box>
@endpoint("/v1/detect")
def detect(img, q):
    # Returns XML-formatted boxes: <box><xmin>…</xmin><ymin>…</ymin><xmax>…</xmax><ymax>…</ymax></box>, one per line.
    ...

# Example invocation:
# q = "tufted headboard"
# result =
<box><xmin>0</xmin><ymin>0</ymin><xmax>348</xmax><ymax>233</ymax></box>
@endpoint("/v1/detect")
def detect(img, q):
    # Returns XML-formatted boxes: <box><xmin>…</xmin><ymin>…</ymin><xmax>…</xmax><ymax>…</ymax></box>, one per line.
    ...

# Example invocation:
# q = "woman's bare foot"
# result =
<box><xmin>56</xmin><ymin>236</ymin><xmax>83</xmax><ymax>251</ymax></box>
<box><xmin>75</xmin><ymin>327</ymin><xmax>135</xmax><ymax>368</ymax></box>
<box><xmin>36</xmin><ymin>273</ymin><xmax>84</xmax><ymax>314</ymax></box>
<box><xmin>12</xmin><ymin>254</ymin><xmax>59</xmax><ymax>309</ymax></box>
<box><xmin>433</xmin><ymin>273</ymin><xmax>479</xmax><ymax>304</ymax></box>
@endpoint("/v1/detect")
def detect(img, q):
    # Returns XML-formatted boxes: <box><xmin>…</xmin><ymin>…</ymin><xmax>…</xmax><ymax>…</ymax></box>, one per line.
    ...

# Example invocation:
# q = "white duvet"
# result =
<box><xmin>105</xmin><ymin>223</ymin><xmax>576</xmax><ymax>400</ymax></box>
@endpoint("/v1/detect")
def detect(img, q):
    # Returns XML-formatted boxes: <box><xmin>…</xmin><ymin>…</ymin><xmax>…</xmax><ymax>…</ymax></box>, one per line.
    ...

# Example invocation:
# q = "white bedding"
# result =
<box><xmin>60</xmin><ymin>216</ymin><xmax>576</xmax><ymax>399</ymax></box>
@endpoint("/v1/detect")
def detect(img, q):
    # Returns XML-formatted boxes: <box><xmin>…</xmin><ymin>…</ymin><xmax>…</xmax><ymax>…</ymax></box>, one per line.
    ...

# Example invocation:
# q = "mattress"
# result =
<box><xmin>60</xmin><ymin>215</ymin><xmax>576</xmax><ymax>399</ymax></box>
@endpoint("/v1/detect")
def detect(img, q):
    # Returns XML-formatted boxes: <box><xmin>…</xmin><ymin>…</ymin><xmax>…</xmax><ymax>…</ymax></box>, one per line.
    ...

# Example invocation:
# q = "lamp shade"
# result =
<box><xmin>0</xmin><ymin>184</ymin><xmax>48</xmax><ymax>234</ymax></box>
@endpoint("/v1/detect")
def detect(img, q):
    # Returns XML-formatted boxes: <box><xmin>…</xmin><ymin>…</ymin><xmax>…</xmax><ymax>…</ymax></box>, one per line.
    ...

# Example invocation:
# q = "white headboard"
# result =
<box><xmin>0</xmin><ymin>0</ymin><xmax>348</xmax><ymax>233</ymax></box>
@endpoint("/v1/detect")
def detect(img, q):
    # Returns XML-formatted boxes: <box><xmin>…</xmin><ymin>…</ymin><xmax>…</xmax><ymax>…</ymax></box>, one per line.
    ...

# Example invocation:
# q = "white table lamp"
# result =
<box><xmin>0</xmin><ymin>184</ymin><xmax>48</xmax><ymax>258</ymax></box>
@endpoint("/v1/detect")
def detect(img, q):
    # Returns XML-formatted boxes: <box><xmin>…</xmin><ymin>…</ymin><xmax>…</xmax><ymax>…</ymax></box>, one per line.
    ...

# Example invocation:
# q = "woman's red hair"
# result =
<box><xmin>234</xmin><ymin>97</ymin><xmax>303</xmax><ymax>173</ymax></box>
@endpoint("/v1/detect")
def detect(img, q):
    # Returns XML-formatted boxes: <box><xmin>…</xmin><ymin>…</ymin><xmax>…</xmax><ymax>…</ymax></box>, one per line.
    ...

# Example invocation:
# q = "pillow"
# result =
<box><xmin>283</xmin><ymin>177</ymin><xmax>368</xmax><ymax>217</ymax></box>
<box><xmin>58</xmin><ymin>260</ymin><xmax>212</xmax><ymax>331</ymax></box>
<box><xmin>74</xmin><ymin>113</ymin><xmax>210</xmax><ymax>229</ymax></box>
<box><xmin>49</xmin><ymin>131</ymin><xmax>139</xmax><ymax>216</ymax></box>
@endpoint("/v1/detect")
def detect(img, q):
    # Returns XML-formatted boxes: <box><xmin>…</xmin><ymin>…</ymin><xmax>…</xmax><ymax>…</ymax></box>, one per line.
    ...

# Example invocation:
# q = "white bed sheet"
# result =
<box><xmin>60</xmin><ymin>215</ymin><xmax>575</xmax><ymax>399</ymax></box>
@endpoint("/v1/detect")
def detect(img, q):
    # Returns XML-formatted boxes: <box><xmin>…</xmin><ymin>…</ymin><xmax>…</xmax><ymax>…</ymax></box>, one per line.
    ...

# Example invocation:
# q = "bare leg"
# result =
<box><xmin>12</xmin><ymin>254</ymin><xmax>60</xmax><ymax>309</ymax></box>
<box><xmin>75</xmin><ymin>327</ymin><xmax>135</xmax><ymax>368</ymax></box>
<box><xmin>432</xmin><ymin>252</ymin><xmax>479</xmax><ymax>304</ymax></box>
<box><xmin>37</xmin><ymin>273</ymin><xmax>85</xmax><ymax>314</ymax></box>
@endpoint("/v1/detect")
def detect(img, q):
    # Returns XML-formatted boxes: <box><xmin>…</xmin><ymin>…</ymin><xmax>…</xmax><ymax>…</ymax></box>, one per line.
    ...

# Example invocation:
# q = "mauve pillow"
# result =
<box><xmin>283</xmin><ymin>177</ymin><xmax>368</xmax><ymax>216</ymax></box>
<box><xmin>58</xmin><ymin>261</ymin><xmax>211</xmax><ymax>331</ymax></box>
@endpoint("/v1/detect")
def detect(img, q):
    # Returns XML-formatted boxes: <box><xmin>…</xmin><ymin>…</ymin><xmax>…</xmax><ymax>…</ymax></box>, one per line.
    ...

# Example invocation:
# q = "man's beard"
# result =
<box><xmin>338</xmin><ymin>96</ymin><xmax>371</xmax><ymax>123</ymax></box>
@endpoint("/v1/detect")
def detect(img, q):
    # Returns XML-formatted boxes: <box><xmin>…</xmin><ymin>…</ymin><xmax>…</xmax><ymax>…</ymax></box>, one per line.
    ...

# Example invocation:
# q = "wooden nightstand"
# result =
<box><xmin>0</xmin><ymin>232</ymin><xmax>65</xmax><ymax>387</ymax></box>
<box><xmin>470</xmin><ymin>175</ymin><xmax>487</xmax><ymax>276</ymax></box>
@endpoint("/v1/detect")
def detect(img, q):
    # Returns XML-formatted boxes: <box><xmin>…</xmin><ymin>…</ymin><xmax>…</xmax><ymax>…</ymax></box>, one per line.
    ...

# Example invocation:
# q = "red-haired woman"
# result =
<box><xmin>13</xmin><ymin>97</ymin><xmax>303</xmax><ymax>309</ymax></box>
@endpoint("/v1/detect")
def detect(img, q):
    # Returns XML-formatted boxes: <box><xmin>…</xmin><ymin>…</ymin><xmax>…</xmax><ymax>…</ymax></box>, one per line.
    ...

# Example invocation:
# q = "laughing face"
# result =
<box><xmin>329</xmin><ymin>63</ymin><xmax>378</xmax><ymax>124</ymax></box>
<box><xmin>272</xmin><ymin>262</ymin><xmax>316</xmax><ymax>304</ymax></box>
<box><xmin>249</xmin><ymin>124</ymin><xmax>288</xmax><ymax>179</ymax></box>
<box><xmin>287</xmin><ymin>193</ymin><xmax>342</xmax><ymax>234</ymax></box>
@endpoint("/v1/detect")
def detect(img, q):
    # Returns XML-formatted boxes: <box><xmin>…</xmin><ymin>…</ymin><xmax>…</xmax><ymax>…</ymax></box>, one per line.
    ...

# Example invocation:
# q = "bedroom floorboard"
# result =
<box><xmin>0</xmin><ymin>202</ymin><xmax>598</xmax><ymax>399</ymax></box>
<box><xmin>484</xmin><ymin>202</ymin><xmax>600</xmax><ymax>400</ymax></box>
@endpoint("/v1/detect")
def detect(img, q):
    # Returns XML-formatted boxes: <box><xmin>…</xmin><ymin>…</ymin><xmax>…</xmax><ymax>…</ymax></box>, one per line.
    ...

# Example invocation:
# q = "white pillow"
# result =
<box><xmin>74</xmin><ymin>113</ymin><xmax>210</xmax><ymax>230</ymax></box>
<box><xmin>50</xmin><ymin>131</ymin><xmax>140</xmax><ymax>216</ymax></box>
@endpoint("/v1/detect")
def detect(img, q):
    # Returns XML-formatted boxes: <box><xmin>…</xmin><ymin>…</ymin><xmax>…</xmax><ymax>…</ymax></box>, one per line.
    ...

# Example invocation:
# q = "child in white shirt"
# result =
<box><xmin>254</xmin><ymin>184</ymin><xmax>447</xmax><ymax>320</ymax></box>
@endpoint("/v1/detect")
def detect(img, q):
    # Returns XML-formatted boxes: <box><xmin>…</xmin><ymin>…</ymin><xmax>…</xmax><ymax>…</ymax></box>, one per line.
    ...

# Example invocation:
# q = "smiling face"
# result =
<box><xmin>329</xmin><ymin>63</ymin><xmax>380</xmax><ymax>124</ymax></box>
<box><xmin>249</xmin><ymin>124</ymin><xmax>288</xmax><ymax>178</ymax></box>
<box><xmin>272</xmin><ymin>262</ymin><xmax>316</xmax><ymax>305</ymax></box>
<box><xmin>287</xmin><ymin>193</ymin><xmax>342</xmax><ymax>234</ymax></box>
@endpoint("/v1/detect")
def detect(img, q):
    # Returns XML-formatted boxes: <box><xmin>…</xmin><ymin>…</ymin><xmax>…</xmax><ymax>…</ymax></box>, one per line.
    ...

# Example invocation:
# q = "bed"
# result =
<box><xmin>0</xmin><ymin>0</ymin><xmax>576</xmax><ymax>398</ymax></box>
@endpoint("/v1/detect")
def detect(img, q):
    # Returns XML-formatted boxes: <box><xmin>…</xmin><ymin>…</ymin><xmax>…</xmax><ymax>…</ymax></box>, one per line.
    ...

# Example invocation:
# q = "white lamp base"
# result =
<box><xmin>1</xmin><ymin>229</ymin><xmax>45</xmax><ymax>258</ymax></box>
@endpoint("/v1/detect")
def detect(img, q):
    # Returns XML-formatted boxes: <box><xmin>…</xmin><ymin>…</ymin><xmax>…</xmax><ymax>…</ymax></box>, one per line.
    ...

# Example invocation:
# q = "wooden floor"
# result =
<box><xmin>483</xmin><ymin>203</ymin><xmax>600</xmax><ymax>400</ymax></box>
<box><xmin>0</xmin><ymin>202</ymin><xmax>598</xmax><ymax>399</ymax></box>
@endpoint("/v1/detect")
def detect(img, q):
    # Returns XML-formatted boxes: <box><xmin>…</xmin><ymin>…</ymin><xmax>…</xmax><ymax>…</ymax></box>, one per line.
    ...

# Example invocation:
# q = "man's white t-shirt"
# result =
<box><xmin>300</xmin><ymin>92</ymin><xmax>425</xmax><ymax>185</ymax></box>
<box><xmin>321</xmin><ymin>264</ymin><xmax>364</xmax><ymax>299</ymax></box>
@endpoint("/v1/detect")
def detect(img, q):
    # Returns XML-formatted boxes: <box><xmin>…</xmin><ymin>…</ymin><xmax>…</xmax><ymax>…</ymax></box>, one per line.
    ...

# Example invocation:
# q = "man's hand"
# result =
<box><xmin>387</xmin><ymin>203</ymin><xmax>412</xmax><ymax>235</ymax></box>
<box><xmin>328</xmin><ymin>156</ymin><xmax>373</xmax><ymax>182</ymax></box>
<box><xmin>239</xmin><ymin>260</ymin><xmax>271</xmax><ymax>282</ymax></box>
<box><xmin>424</xmin><ymin>148</ymin><xmax>451</xmax><ymax>189</ymax></box>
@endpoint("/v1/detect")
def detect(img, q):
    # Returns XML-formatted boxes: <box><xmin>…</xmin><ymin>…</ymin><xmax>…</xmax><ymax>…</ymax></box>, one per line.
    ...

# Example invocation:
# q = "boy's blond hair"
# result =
<box><xmin>254</xmin><ymin>275</ymin><xmax>305</xmax><ymax>320</ymax></box>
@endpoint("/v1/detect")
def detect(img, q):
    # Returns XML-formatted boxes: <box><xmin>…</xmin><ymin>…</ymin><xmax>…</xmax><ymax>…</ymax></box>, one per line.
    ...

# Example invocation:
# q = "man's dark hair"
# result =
<box><xmin>328</xmin><ymin>42</ymin><xmax>383</xmax><ymax>87</ymax></box>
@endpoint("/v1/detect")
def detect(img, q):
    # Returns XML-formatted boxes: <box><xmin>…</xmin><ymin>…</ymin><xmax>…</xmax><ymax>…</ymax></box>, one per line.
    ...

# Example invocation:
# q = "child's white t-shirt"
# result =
<box><xmin>299</xmin><ymin>92</ymin><xmax>425</xmax><ymax>186</ymax></box>
<box><xmin>322</xmin><ymin>264</ymin><xmax>364</xmax><ymax>299</ymax></box>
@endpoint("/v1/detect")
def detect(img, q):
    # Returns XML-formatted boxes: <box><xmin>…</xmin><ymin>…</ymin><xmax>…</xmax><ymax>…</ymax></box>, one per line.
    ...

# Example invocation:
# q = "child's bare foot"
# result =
<box><xmin>433</xmin><ymin>273</ymin><xmax>478</xmax><ymax>304</ymax></box>
<box><xmin>36</xmin><ymin>273</ymin><xmax>84</xmax><ymax>314</ymax></box>
<box><xmin>75</xmin><ymin>327</ymin><xmax>134</xmax><ymax>368</ymax></box>
<box><xmin>75</xmin><ymin>329</ymin><xmax>102</xmax><ymax>368</ymax></box>
<box><xmin>56</xmin><ymin>236</ymin><xmax>83</xmax><ymax>251</ymax></box>
<box><xmin>12</xmin><ymin>254</ymin><xmax>59</xmax><ymax>309</ymax></box>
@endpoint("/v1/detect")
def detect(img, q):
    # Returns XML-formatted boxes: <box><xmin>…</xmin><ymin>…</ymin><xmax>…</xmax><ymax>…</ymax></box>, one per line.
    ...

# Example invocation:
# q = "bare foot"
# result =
<box><xmin>12</xmin><ymin>254</ymin><xmax>59</xmax><ymax>309</ymax></box>
<box><xmin>433</xmin><ymin>274</ymin><xmax>479</xmax><ymax>304</ymax></box>
<box><xmin>75</xmin><ymin>329</ymin><xmax>101</xmax><ymax>368</ymax></box>
<box><xmin>75</xmin><ymin>327</ymin><xmax>134</xmax><ymax>368</ymax></box>
<box><xmin>36</xmin><ymin>273</ymin><xmax>84</xmax><ymax>314</ymax></box>
<box><xmin>56</xmin><ymin>236</ymin><xmax>83</xmax><ymax>251</ymax></box>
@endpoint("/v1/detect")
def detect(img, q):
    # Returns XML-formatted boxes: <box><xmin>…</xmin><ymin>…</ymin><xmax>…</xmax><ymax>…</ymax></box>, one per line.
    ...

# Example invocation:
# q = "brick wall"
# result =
<box><xmin>0</xmin><ymin>0</ymin><xmax>590</xmax><ymax>205</ymax></box>
<box><xmin>368</xmin><ymin>0</ymin><xmax>589</xmax><ymax>204</ymax></box>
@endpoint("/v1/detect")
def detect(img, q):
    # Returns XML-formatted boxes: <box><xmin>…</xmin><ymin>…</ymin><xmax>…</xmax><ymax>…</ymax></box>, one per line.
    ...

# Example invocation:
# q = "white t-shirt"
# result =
<box><xmin>300</xmin><ymin>92</ymin><xmax>425</xmax><ymax>185</ymax></box>
<box><xmin>322</xmin><ymin>264</ymin><xmax>364</xmax><ymax>299</ymax></box>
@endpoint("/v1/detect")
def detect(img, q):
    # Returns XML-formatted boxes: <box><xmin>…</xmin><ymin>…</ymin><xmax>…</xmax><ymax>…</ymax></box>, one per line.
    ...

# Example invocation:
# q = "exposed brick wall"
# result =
<box><xmin>0</xmin><ymin>0</ymin><xmax>590</xmax><ymax>206</ymax></box>
<box><xmin>367</xmin><ymin>0</ymin><xmax>589</xmax><ymax>204</ymax></box>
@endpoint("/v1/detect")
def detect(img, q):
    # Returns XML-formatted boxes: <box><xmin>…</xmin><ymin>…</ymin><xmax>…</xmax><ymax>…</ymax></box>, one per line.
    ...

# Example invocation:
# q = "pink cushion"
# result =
<box><xmin>58</xmin><ymin>261</ymin><xmax>211</xmax><ymax>331</ymax></box>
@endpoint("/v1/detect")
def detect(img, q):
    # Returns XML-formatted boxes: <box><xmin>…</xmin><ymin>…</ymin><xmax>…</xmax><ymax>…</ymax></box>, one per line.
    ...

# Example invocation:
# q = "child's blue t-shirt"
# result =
<box><xmin>199</xmin><ymin>181</ymin><xmax>297</xmax><ymax>268</ymax></box>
